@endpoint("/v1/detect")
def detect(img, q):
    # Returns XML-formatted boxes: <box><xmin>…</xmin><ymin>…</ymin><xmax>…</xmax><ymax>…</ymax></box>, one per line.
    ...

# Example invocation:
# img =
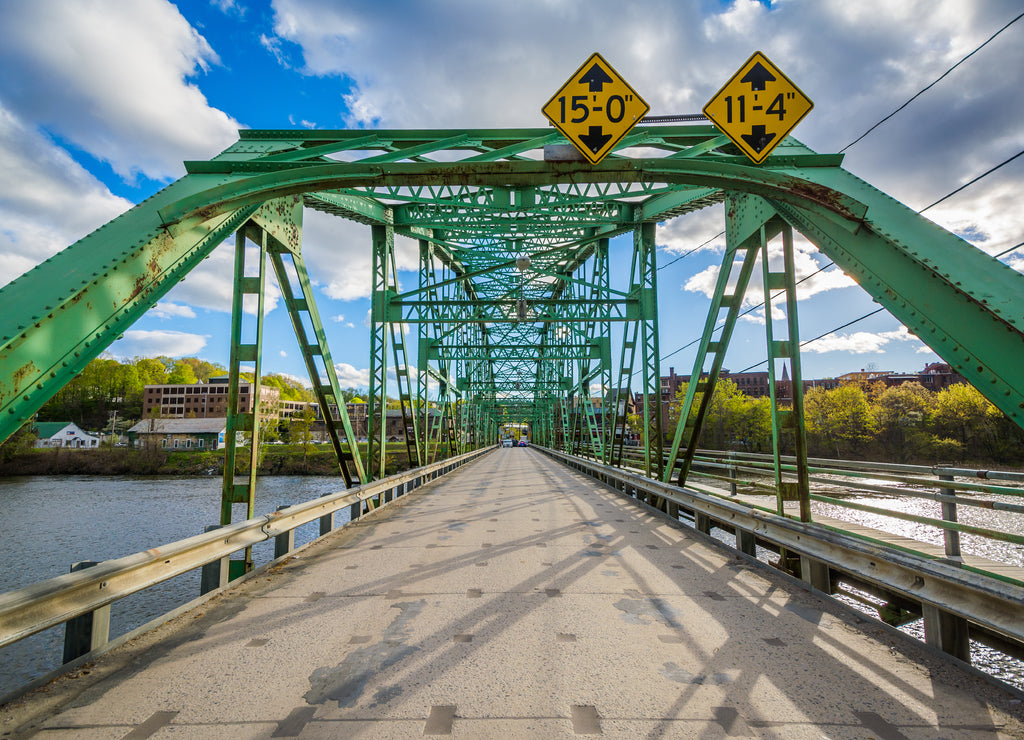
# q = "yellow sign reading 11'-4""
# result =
<box><xmin>702</xmin><ymin>51</ymin><xmax>813</xmax><ymax>164</ymax></box>
<box><xmin>542</xmin><ymin>53</ymin><xmax>650</xmax><ymax>165</ymax></box>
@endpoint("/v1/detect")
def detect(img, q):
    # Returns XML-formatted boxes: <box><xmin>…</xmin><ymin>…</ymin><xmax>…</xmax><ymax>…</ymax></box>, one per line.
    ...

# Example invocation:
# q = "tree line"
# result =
<box><xmin>664</xmin><ymin>379</ymin><xmax>1024</xmax><ymax>466</ymax></box>
<box><xmin>33</xmin><ymin>356</ymin><xmax>358</xmax><ymax>434</ymax></box>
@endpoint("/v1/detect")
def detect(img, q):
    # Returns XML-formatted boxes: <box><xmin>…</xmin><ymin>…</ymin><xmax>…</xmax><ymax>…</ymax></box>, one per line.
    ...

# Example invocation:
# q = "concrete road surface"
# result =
<box><xmin>3</xmin><ymin>448</ymin><xmax>1023</xmax><ymax>738</ymax></box>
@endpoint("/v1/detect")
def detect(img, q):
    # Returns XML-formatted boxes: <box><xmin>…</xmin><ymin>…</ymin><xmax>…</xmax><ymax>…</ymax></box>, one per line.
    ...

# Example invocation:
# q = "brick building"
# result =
<box><xmin>142</xmin><ymin>377</ymin><xmax>280</xmax><ymax>419</ymax></box>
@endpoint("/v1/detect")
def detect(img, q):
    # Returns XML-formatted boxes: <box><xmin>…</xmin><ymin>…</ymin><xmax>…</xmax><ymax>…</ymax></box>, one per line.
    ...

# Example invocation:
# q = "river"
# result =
<box><xmin>0</xmin><ymin>475</ymin><xmax>351</xmax><ymax>699</ymax></box>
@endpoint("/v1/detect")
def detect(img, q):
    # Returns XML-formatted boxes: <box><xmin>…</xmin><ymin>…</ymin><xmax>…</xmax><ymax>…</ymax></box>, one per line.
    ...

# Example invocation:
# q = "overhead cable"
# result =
<box><xmin>840</xmin><ymin>10</ymin><xmax>1024</xmax><ymax>152</ymax></box>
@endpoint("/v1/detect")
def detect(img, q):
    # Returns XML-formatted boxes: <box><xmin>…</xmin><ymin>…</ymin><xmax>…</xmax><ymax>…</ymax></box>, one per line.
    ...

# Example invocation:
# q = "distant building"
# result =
<box><xmin>33</xmin><ymin>421</ymin><xmax>100</xmax><ymax>448</ymax></box>
<box><xmin>142</xmin><ymin>378</ymin><xmax>280</xmax><ymax>419</ymax></box>
<box><xmin>281</xmin><ymin>399</ymin><xmax>369</xmax><ymax>439</ymax></box>
<box><xmin>127</xmin><ymin>417</ymin><xmax>229</xmax><ymax>450</ymax></box>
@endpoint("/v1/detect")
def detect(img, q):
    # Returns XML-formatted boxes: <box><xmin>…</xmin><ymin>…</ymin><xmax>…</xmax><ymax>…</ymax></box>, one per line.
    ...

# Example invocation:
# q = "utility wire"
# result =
<box><xmin>995</xmin><ymin>240</ymin><xmax>1024</xmax><ymax>259</ymax></box>
<box><xmin>656</xmin><ymin>148</ymin><xmax>1023</xmax><ymax>373</ymax></box>
<box><xmin>840</xmin><ymin>9</ymin><xmax>1024</xmax><ymax>152</ymax></box>
<box><xmin>919</xmin><ymin>148</ymin><xmax>1024</xmax><ymax>213</ymax></box>
<box><xmin>737</xmin><ymin>308</ymin><xmax>886</xmax><ymax>373</ymax></box>
<box><xmin>651</xmin><ymin>13</ymin><xmax>1024</xmax><ymax>376</ymax></box>
<box><xmin>657</xmin><ymin>231</ymin><xmax>724</xmax><ymax>272</ymax></box>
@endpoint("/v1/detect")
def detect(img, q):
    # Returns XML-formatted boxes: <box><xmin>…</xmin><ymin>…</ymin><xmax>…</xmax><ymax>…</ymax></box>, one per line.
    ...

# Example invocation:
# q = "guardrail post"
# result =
<box><xmin>200</xmin><ymin>525</ymin><xmax>230</xmax><ymax>595</ymax></box>
<box><xmin>694</xmin><ymin>512</ymin><xmax>711</xmax><ymax>534</ymax></box>
<box><xmin>923</xmin><ymin>603</ymin><xmax>970</xmax><ymax>663</ymax></box>
<box><xmin>736</xmin><ymin>528</ymin><xmax>756</xmax><ymax>556</ymax></box>
<box><xmin>729</xmin><ymin>452</ymin><xmax>738</xmax><ymax>496</ymax></box>
<box><xmin>799</xmin><ymin>555</ymin><xmax>831</xmax><ymax>593</ymax></box>
<box><xmin>320</xmin><ymin>493</ymin><xmax>334</xmax><ymax>536</ymax></box>
<box><xmin>939</xmin><ymin>474</ymin><xmax>961</xmax><ymax>560</ymax></box>
<box><xmin>274</xmin><ymin>505</ymin><xmax>295</xmax><ymax>559</ymax></box>
<box><xmin>62</xmin><ymin>561</ymin><xmax>110</xmax><ymax>663</ymax></box>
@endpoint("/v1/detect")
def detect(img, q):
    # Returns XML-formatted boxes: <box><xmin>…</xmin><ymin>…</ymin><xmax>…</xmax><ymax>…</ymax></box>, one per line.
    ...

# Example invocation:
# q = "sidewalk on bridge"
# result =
<box><xmin>3</xmin><ymin>448</ymin><xmax>1024</xmax><ymax>738</ymax></box>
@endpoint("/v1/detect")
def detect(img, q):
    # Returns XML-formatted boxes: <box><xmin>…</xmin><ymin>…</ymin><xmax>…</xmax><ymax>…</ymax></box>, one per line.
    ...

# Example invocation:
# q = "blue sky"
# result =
<box><xmin>1</xmin><ymin>0</ymin><xmax>1022</xmax><ymax>392</ymax></box>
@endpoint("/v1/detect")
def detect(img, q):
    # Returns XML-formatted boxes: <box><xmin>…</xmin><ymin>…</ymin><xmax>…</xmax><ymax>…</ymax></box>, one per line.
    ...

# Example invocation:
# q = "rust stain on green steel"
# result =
<box><xmin>11</xmin><ymin>360</ymin><xmax>39</xmax><ymax>395</ymax></box>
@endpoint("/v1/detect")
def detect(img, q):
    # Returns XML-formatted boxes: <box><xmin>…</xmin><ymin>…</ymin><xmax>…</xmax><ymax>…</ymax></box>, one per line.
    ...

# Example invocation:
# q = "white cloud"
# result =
<box><xmin>279</xmin><ymin>350</ymin><xmax>287</xmax><ymax>357</ymax></box>
<box><xmin>161</xmin><ymin>242</ymin><xmax>282</xmax><ymax>314</ymax></box>
<box><xmin>299</xmin><ymin>210</ymin><xmax>420</xmax><ymax>301</ymax></box>
<box><xmin>331</xmin><ymin>314</ymin><xmax>345</xmax><ymax>322</ymax></box>
<box><xmin>803</xmin><ymin>325</ymin><xmax>922</xmax><ymax>355</ymax></box>
<box><xmin>683</xmin><ymin>240</ymin><xmax>856</xmax><ymax>306</ymax></box>
<box><xmin>211</xmin><ymin>0</ymin><xmax>246</xmax><ymax>17</ymax></box>
<box><xmin>334</xmin><ymin>362</ymin><xmax>370</xmax><ymax>388</ymax></box>
<box><xmin>0</xmin><ymin>104</ymin><xmax>131</xmax><ymax>287</ymax></box>
<box><xmin>148</xmin><ymin>302</ymin><xmax>197</xmax><ymax>319</ymax></box>
<box><xmin>107</xmin><ymin>329</ymin><xmax>208</xmax><ymax>358</ymax></box>
<box><xmin>0</xmin><ymin>0</ymin><xmax>240</xmax><ymax>181</ymax></box>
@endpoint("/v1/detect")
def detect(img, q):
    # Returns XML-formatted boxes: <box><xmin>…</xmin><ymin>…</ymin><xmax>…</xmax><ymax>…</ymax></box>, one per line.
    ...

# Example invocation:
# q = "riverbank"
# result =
<box><xmin>0</xmin><ymin>444</ymin><xmax>417</xmax><ymax>477</ymax></box>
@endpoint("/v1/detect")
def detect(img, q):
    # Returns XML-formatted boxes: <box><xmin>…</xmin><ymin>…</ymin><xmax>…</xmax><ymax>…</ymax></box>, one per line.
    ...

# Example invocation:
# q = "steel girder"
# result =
<box><xmin>2</xmin><ymin>126</ymin><xmax>1023</xmax><ymax>479</ymax></box>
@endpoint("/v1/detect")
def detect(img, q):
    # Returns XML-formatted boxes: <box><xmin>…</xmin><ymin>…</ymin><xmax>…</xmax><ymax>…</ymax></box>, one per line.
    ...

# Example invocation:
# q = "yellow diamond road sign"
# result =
<box><xmin>542</xmin><ymin>52</ymin><xmax>650</xmax><ymax>165</ymax></box>
<box><xmin>703</xmin><ymin>51</ymin><xmax>813</xmax><ymax>164</ymax></box>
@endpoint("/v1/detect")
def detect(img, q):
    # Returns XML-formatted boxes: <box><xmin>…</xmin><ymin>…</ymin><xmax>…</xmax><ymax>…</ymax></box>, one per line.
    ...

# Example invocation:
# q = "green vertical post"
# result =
<box><xmin>367</xmin><ymin>224</ymin><xmax>391</xmax><ymax>480</ymax></box>
<box><xmin>762</xmin><ymin>224</ymin><xmax>811</xmax><ymax>521</ymax></box>
<box><xmin>636</xmin><ymin>222</ymin><xmax>663</xmax><ymax>480</ymax></box>
<box><xmin>220</xmin><ymin>222</ymin><xmax>267</xmax><ymax>573</ymax></box>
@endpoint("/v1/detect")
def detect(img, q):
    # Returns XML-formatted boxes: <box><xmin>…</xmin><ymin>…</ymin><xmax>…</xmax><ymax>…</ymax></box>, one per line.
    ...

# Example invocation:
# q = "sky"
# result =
<box><xmin>0</xmin><ymin>0</ymin><xmax>1022</xmax><ymax>393</ymax></box>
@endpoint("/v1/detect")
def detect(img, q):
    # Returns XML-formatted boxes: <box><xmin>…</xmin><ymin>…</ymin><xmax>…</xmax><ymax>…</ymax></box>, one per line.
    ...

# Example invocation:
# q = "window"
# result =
<box><xmin>174</xmin><ymin>439</ymin><xmax>179</xmax><ymax>448</ymax></box>
<box><xmin>186</xmin><ymin>439</ymin><xmax>192</xmax><ymax>449</ymax></box>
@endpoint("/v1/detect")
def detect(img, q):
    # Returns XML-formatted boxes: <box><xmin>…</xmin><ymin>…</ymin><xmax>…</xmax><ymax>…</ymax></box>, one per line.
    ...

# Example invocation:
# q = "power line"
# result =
<box><xmin>840</xmin><ymin>9</ymin><xmax>1024</xmax><ymax>152</ymax></box>
<box><xmin>651</xmin><ymin>14</ymin><xmax>1024</xmax><ymax>378</ymax></box>
<box><xmin>657</xmin><ymin>231</ymin><xmax>724</xmax><ymax>272</ymax></box>
<box><xmin>995</xmin><ymin>240</ymin><xmax>1024</xmax><ymax>259</ymax></box>
<box><xmin>737</xmin><ymin>308</ymin><xmax>886</xmax><ymax>373</ymax></box>
<box><xmin>919</xmin><ymin>148</ymin><xmax>1024</xmax><ymax>213</ymax></box>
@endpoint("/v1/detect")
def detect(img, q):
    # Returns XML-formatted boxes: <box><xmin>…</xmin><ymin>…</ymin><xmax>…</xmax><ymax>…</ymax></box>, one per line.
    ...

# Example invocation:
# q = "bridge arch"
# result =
<box><xmin>2</xmin><ymin>126</ymin><xmax>1022</xmax><ymax>483</ymax></box>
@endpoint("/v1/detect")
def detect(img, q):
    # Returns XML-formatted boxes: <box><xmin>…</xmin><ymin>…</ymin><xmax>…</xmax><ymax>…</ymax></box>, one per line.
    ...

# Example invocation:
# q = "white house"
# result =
<box><xmin>33</xmin><ymin>421</ymin><xmax>101</xmax><ymax>448</ymax></box>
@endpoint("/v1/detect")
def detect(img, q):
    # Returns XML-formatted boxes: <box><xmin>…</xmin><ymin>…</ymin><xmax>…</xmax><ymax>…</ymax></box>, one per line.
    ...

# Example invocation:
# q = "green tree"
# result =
<box><xmin>167</xmin><ymin>361</ymin><xmax>198</xmax><ymax>385</ymax></box>
<box><xmin>872</xmin><ymin>382</ymin><xmax>934</xmax><ymax>462</ymax></box>
<box><xmin>930</xmin><ymin>384</ymin><xmax>998</xmax><ymax>459</ymax></box>
<box><xmin>0</xmin><ymin>422</ymin><xmax>36</xmax><ymax>462</ymax></box>
<box><xmin>133</xmin><ymin>357</ymin><xmax>168</xmax><ymax>385</ymax></box>
<box><xmin>263</xmin><ymin>373</ymin><xmax>315</xmax><ymax>402</ymax></box>
<box><xmin>178</xmin><ymin>357</ymin><xmax>226</xmax><ymax>382</ymax></box>
<box><xmin>700</xmin><ymin>379</ymin><xmax>746</xmax><ymax>449</ymax></box>
<box><xmin>732</xmin><ymin>395</ymin><xmax>773</xmax><ymax>452</ymax></box>
<box><xmin>804</xmin><ymin>385</ymin><xmax>876</xmax><ymax>458</ymax></box>
<box><xmin>291</xmin><ymin>405</ymin><xmax>317</xmax><ymax>465</ymax></box>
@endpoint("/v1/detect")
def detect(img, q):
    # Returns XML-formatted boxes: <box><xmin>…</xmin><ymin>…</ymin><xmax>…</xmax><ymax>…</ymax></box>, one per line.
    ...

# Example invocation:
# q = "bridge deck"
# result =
<box><xmin>4</xmin><ymin>449</ymin><xmax>1023</xmax><ymax>738</ymax></box>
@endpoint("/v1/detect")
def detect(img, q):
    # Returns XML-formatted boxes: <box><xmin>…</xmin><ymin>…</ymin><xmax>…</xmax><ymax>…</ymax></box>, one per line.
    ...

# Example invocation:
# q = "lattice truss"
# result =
<box><xmin>2</xmin><ymin>125</ymin><xmax>1022</xmax><ymax>492</ymax></box>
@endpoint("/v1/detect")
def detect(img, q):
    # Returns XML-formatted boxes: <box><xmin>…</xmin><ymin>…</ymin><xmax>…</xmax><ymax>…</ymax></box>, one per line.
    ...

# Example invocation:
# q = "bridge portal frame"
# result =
<box><xmin>1</xmin><ymin>126</ymin><xmax>1022</xmax><ymax>506</ymax></box>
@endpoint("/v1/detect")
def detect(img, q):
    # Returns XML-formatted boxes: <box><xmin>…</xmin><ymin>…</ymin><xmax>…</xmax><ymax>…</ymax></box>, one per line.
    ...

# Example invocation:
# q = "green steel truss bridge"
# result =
<box><xmin>2</xmin><ymin>124</ymin><xmax>1023</xmax><ymax>530</ymax></box>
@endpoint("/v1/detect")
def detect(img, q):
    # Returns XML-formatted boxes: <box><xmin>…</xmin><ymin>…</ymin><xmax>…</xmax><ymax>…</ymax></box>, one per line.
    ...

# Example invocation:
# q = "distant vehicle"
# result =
<box><xmin>518</xmin><ymin>439</ymin><xmax>528</xmax><ymax>447</ymax></box>
<box><xmin>502</xmin><ymin>439</ymin><xmax>513</xmax><ymax>447</ymax></box>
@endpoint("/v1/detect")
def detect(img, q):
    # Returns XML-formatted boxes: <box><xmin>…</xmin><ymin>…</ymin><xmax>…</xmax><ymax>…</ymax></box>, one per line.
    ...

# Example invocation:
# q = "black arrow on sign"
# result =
<box><xmin>741</xmin><ymin>125</ymin><xmax>776</xmax><ymax>153</ymax></box>
<box><xmin>740</xmin><ymin>62</ymin><xmax>776</xmax><ymax>91</ymax></box>
<box><xmin>579</xmin><ymin>64</ymin><xmax>614</xmax><ymax>92</ymax></box>
<box><xmin>579</xmin><ymin>125</ymin><xmax>612</xmax><ymax>153</ymax></box>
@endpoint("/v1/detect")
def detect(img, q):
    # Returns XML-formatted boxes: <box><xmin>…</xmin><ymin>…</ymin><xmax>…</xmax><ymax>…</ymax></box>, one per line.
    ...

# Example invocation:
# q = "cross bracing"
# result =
<box><xmin>1</xmin><ymin>124</ymin><xmax>1022</xmax><ymax>525</ymax></box>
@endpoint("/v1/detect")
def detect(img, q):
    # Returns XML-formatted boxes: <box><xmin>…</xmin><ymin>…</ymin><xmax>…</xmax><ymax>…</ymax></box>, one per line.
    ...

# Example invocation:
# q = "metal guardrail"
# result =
<box><xmin>0</xmin><ymin>447</ymin><xmax>492</xmax><ymax>658</ymax></box>
<box><xmin>541</xmin><ymin>446</ymin><xmax>1024</xmax><ymax>666</ymax></box>
<box><xmin>588</xmin><ymin>445</ymin><xmax>1024</xmax><ymax>572</ymax></box>
<box><xmin>688</xmin><ymin>450</ymin><xmax>1024</xmax><ymax>565</ymax></box>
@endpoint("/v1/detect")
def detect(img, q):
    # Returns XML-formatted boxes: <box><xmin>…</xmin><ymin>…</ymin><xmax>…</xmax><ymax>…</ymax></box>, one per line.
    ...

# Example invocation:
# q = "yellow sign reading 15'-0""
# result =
<box><xmin>542</xmin><ymin>53</ymin><xmax>650</xmax><ymax>165</ymax></box>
